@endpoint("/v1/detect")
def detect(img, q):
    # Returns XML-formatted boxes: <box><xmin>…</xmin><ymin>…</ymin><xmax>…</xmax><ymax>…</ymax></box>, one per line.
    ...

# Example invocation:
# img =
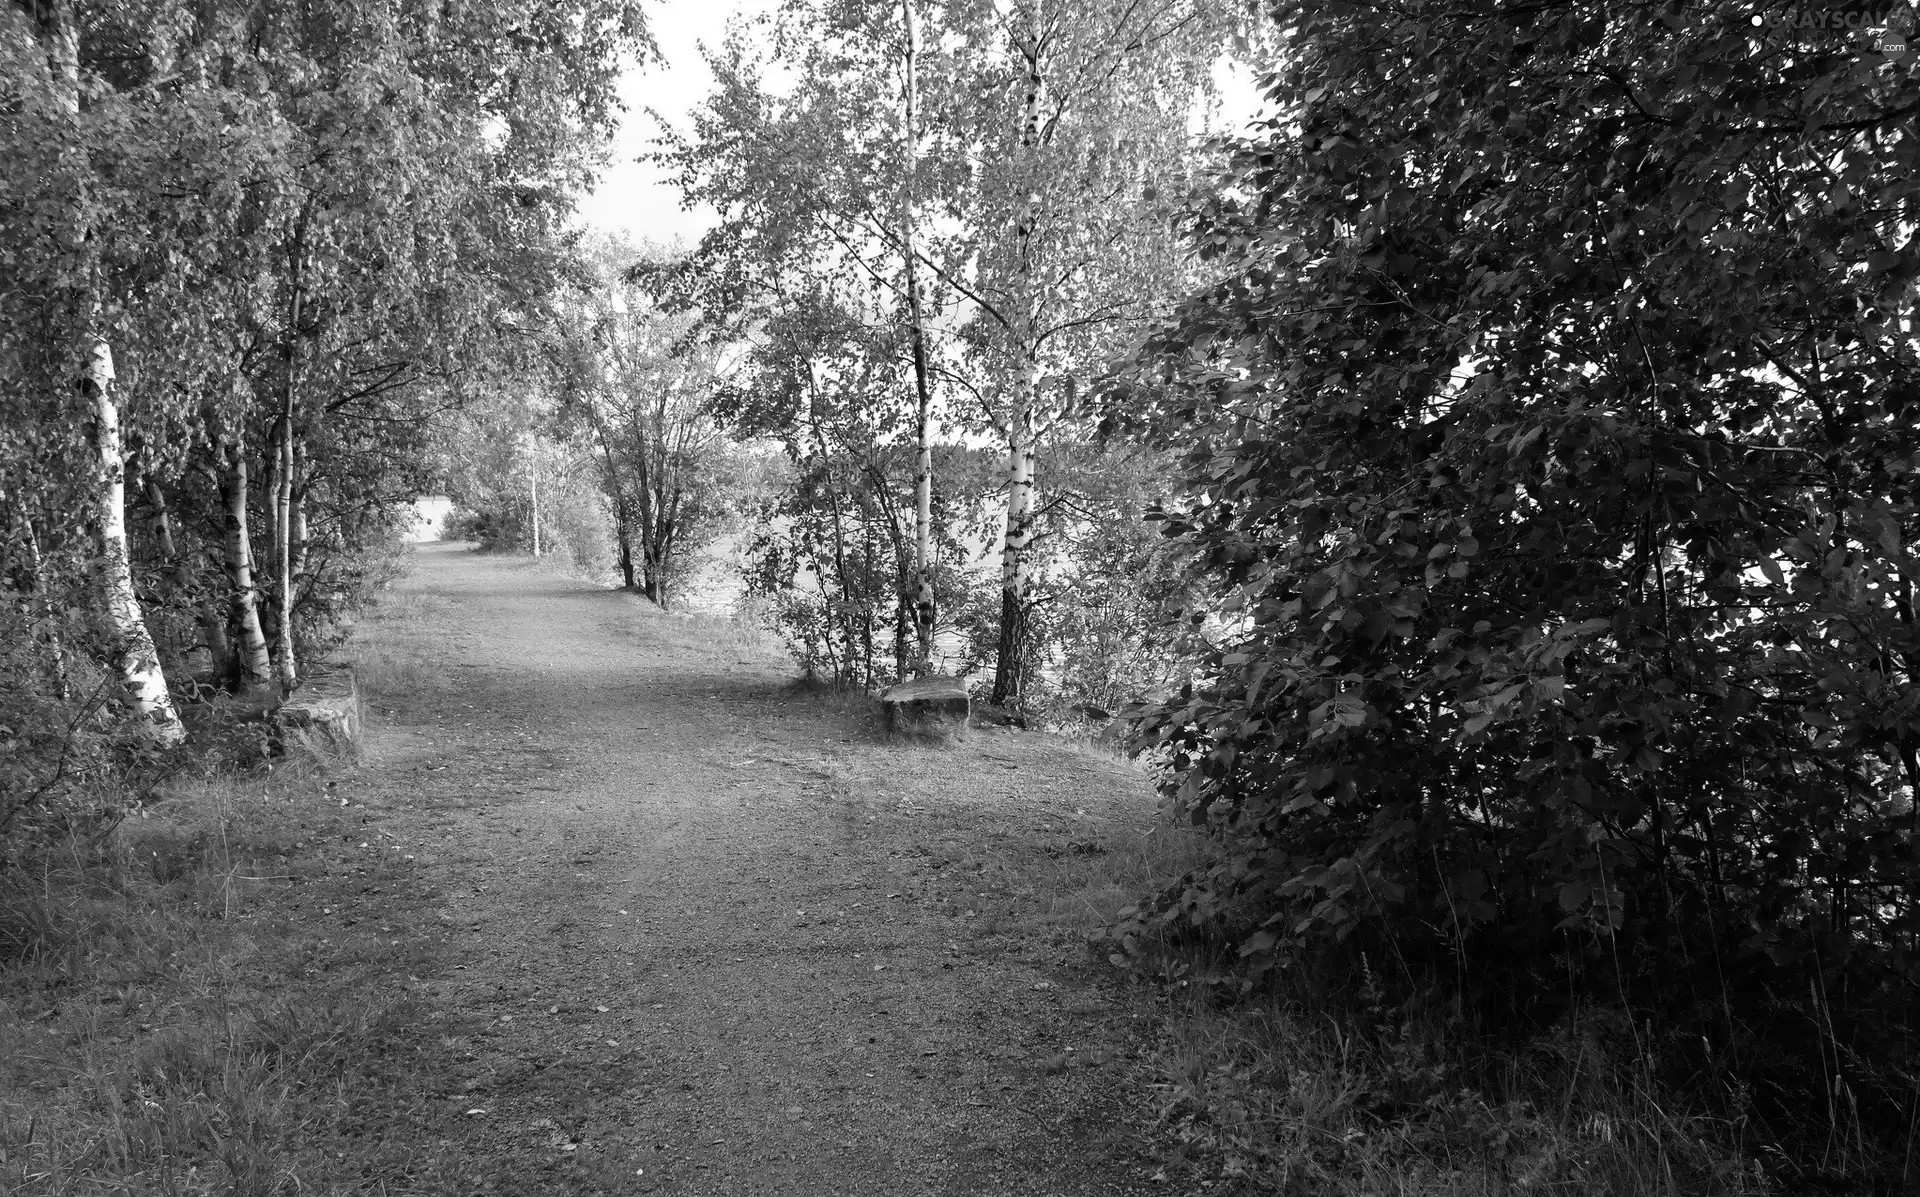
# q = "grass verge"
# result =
<box><xmin>1</xmin><ymin>583</ymin><xmax>469</xmax><ymax>1196</ymax></box>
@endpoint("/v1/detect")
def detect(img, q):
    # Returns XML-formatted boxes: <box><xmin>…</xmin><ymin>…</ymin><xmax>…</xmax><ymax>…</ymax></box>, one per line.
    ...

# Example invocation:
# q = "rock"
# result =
<box><xmin>880</xmin><ymin>674</ymin><xmax>971</xmax><ymax>742</ymax></box>
<box><xmin>276</xmin><ymin>667</ymin><xmax>361</xmax><ymax>752</ymax></box>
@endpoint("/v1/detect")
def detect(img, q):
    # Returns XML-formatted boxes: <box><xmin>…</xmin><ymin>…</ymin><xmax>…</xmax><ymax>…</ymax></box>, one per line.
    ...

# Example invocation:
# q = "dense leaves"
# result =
<box><xmin>1</xmin><ymin>0</ymin><xmax>644</xmax><ymax>782</ymax></box>
<box><xmin>1121</xmin><ymin>0</ymin><xmax>1919</xmax><ymax>1178</ymax></box>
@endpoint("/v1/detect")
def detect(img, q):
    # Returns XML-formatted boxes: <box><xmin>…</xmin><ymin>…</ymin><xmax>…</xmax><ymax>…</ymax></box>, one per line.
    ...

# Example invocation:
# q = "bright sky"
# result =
<box><xmin>575</xmin><ymin>1</ymin><xmax>775</xmax><ymax>248</ymax></box>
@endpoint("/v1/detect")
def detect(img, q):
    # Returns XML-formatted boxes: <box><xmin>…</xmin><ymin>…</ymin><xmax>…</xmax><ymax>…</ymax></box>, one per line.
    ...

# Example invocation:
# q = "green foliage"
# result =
<box><xmin>975</xmin><ymin>443</ymin><xmax>1203</xmax><ymax>713</ymax></box>
<box><xmin>721</xmin><ymin>289</ymin><xmax>992</xmax><ymax>687</ymax></box>
<box><xmin>661</xmin><ymin>0</ymin><xmax>1241</xmax><ymax>700</ymax></box>
<box><xmin>2</xmin><ymin>0</ymin><xmax>646</xmax><ymax>846</ymax></box>
<box><xmin>1121</xmin><ymin>0</ymin><xmax>1919</xmax><ymax>1183</ymax></box>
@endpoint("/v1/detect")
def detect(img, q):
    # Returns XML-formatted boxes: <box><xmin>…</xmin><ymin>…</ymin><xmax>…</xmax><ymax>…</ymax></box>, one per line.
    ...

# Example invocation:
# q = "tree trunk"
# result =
<box><xmin>990</xmin><ymin>19</ymin><xmax>1045</xmax><ymax>710</ymax></box>
<box><xmin>89</xmin><ymin>342</ymin><xmax>187</xmax><ymax>742</ymax></box>
<box><xmin>270</xmin><ymin>417</ymin><xmax>296</xmax><ymax>689</ymax></box>
<box><xmin>288</xmin><ymin>436</ymin><xmax>309</xmax><ymax>603</ymax></box>
<box><xmin>145</xmin><ymin>474</ymin><xmax>179</xmax><ymax>563</ymax></box>
<box><xmin>990</xmin><ymin>359</ymin><xmax>1038</xmax><ymax>707</ymax></box>
<box><xmin>39</xmin><ymin>0</ymin><xmax>183</xmax><ymax>741</ymax></box>
<box><xmin>21</xmin><ymin>511</ymin><xmax>71</xmax><ymax>701</ymax></box>
<box><xmin>140</xmin><ymin>472</ymin><xmax>191</xmax><ymax>674</ymax></box>
<box><xmin>901</xmin><ymin>0</ymin><xmax>937</xmax><ymax>674</ymax></box>
<box><xmin>617</xmin><ymin>525</ymin><xmax>637</xmax><ymax>590</ymax></box>
<box><xmin>220</xmin><ymin>445</ymin><xmax>274</xmax><ymax>692</ymax></box>
<box><xmin>642</xmin><ymin>547</ymin><xmax>665</xmax><ymax>608</ymax></box>
<box><xmin>530</xmin><ymin>464</ymin><xmax>541</xmax><ymax>557</ymax></box>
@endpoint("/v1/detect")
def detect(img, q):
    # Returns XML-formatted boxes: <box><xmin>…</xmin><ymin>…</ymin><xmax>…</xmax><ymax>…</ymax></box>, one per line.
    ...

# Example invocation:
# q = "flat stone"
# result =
<box><xmin>276</xmin><ymin>667</ymin><xmax>361</xmax><ymax>751</ymax></box>
<box><xmin>880</xmin><ymin>675</ymin><xmax>971</xmax><ymax>742</ymax></box>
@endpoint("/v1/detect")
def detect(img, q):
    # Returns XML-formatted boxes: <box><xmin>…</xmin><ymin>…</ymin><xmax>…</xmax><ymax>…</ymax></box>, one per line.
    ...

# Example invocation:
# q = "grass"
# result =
<box><xmin>0</xmin><ymin>755</ymin><xmax>451</xmax><ymax>1196</ymax></box>
<box><xmin>664</xmin><ymin>605</ymin><xmax>784</xmax><ymax>658</ymax></box>
<box><xmin>1133</xmin><ymin>984</ymin><xmax>1774</xmax><ymax>1195</ymax></box>
<box><xmin>766</xmin><ymin>662</ymin><xmax>1802</xmax><ymax>1195</ymax></box>
<box><xmin>342</xmin><ymin>587</ymin><xmax>461</xmax><ymax>697</ymax></box>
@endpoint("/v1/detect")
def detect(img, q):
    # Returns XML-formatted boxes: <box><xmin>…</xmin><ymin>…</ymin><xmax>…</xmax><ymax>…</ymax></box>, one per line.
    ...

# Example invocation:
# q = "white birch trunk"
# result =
<box><xmin>902</xmin><ymin>0</ymin><xmax>937</xmax><ymax>672</ymax></box>
<box><xmin>44</xmin><ymin>4</ymin><xmax>184</xmax><ymax>741</ymax></box>
<box><xmin>221</xmin><ymin>446</ymin><xmax>274</xmax><ymax>691</ymax></box>
<box><xmin>271</xmin><ymin>415</ymin><xmax>296</xmax><ymax>688</ymax></box>
<box><xmin>1000</xmin><ymin>355</ymin><xmax>1038</xmax><ymax>600</ymax></box>
<box><xmin>90</xmin><ymin>342</ymin><xmax>186</xmax><ymax>743</ymax></box>
<box><xmin>991</xmin><ymin>16</ymin><xmax>1045</xmax><ymax>706</ymax></box>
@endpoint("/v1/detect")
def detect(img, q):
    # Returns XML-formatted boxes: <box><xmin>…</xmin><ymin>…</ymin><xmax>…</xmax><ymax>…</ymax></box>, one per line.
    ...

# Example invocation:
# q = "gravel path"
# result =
<box><xmin>346</xmin><ymin>544</ymin><xmax>1172</xmax><ymax>1195</ymax></box>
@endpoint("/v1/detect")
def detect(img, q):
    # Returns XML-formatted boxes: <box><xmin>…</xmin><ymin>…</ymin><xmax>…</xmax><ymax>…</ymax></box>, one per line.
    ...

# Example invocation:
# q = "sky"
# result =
<box><xmin>573</xmin><ymin>1</ymin><xmax>774</xmax><ymax>248</ymax></box>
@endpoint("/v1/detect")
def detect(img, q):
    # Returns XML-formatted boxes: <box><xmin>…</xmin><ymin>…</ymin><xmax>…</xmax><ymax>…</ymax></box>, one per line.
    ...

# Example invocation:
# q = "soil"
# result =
<box><xmin>333</xmin><ymin>544</ymin><xmax>1177</xmax><ymax>1195</ymax></box>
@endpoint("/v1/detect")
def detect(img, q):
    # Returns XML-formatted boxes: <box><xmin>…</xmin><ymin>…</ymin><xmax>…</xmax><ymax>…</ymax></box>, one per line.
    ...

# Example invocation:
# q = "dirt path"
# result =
<box><xmin>339</xmin><ymin>544</ymin><xmax>1175</xmax><ymax>1195</ymax></box>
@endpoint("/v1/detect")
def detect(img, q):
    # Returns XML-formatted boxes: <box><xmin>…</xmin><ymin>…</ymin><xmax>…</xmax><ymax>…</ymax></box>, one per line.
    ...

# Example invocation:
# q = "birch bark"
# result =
<box><xmin>902</xmin><ymin>0</ymin><xmax>937</xmax><ymax>674</ymax></box>
<box><xmin>43</xmin><ymin>0</ymin><xmax>185</xmax><ymax>741</ymax></box>
<box><xmin>219</xmin><ymin>445</ymin><xmax>275</xmax><ymax>691</ymax></box>
<box><xmin>88</xmin><ymin>341</ymin><xmax>186</xmax><ymax>740</ymax></box>
<box><xmin>270</xmin><ymin>412</ymin><xmax>296</xmax><ymax>688</ymax></box>
<box><xmin>989</xmin><ymin>12</ymin><xmax>1044</xmax><ymax>707</ymax></box>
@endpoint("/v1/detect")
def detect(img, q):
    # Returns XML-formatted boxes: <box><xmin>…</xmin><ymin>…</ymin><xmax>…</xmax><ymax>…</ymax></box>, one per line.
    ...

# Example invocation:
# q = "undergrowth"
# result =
<box><xmin>1135</xmin><ymin>976</ymin><xmax>1777</xmax><ymax>1195</ymax></box>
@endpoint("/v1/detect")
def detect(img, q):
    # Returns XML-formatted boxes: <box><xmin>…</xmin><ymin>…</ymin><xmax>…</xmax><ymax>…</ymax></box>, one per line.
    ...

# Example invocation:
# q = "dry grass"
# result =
<box><xmin>342</xmin><ymin>588</ymin><xmax>461</xmax><ymax>698</ymax></box>
<box><xmin>659</xmin><ymin>605</ymin><xmax>784</xmax><ymax>659</ymax></box>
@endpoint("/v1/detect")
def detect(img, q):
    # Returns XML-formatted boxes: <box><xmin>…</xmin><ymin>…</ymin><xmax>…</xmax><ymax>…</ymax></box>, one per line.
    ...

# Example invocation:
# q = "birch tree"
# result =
<box><xmin>660</xmin><ymin>0</ymin><xmax>970</xmax><ymax>662</ymax></box>
<box><xmin>932</xmin><ymin>0</ymin><xmax>1229</xmax><ymax>706</ymax></box>
<box><xmin>9</xmin><ymin>0</ymin><xmax>185</xmax><ymax>741</ymax></box>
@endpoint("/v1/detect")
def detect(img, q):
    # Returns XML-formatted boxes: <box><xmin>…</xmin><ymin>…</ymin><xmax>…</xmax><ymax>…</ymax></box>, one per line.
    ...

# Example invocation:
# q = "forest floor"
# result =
<box><xmin>2</xmin><ymin>543</ymin><xmax>1232</xmax><ymax>1196</ymax></box>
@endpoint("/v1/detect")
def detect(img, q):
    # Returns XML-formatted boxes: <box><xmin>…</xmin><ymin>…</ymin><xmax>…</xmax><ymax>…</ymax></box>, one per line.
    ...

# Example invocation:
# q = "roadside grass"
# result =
<box><xmin>1135</xmin><ymin>981</ymin><xmax>1774</xmax><ymax>1196</ymax></box>
<box><xmin>665</xmin><ymin>606</ymin><xmax>784</xmax><ymax>659</ymax></box>
<box><xmin>1</xmin><ymin>583</ymin><xmax>466</xmax><ymax>1196</ymax></box>
<box><xmin>345</xmin><ymin>587</ymin><xmax>459</xmax><ymax>697</ymax></box>
<box><xmin>0</xmin><ymin>758</ymin><xmax>450</xmax><ymax>1196</ymax></box>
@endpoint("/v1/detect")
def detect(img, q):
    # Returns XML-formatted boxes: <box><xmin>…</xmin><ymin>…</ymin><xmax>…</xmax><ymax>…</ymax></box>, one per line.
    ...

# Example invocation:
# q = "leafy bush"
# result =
<box><xmin>1118</xmin><ymin>1</ymin><xmax>1919</xmax><ymax>1184</ymax></box>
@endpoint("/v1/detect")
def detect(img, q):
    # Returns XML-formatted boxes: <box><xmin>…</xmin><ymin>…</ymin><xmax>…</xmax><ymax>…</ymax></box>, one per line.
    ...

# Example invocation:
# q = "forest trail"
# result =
<box><xmin>342</xmin><ymin>544</ymin><xmax>1173</xmax><ymax>1196</ymax></box>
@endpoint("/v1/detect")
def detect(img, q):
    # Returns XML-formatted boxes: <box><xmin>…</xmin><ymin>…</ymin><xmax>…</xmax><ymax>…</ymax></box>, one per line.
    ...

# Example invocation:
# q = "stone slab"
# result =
<box><xmin>276</xmin><ymin>667</ymin><xmax>361</xmax><ymax>752</ymax></box>
<box><xmin>881</xmin><ymin>674</ymin><xmax>971</xmax><ymax>742</ymax></box>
